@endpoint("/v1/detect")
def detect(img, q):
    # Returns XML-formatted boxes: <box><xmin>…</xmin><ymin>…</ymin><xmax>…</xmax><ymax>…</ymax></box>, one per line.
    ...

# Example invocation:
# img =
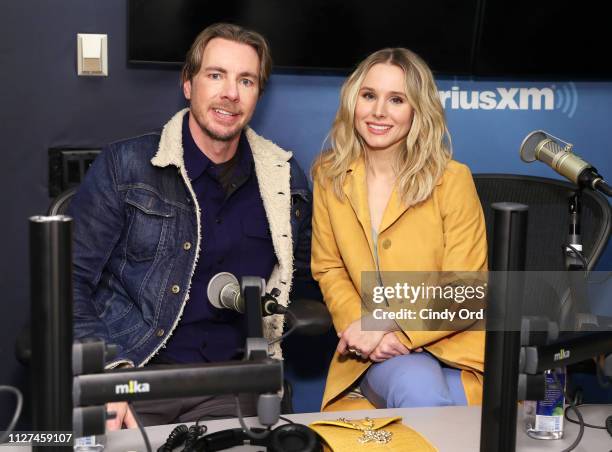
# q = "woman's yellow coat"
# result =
<box><xmin>311</xmin><ymin>158</ymin><xmax>488</xmax><ymax>410</ymax></box>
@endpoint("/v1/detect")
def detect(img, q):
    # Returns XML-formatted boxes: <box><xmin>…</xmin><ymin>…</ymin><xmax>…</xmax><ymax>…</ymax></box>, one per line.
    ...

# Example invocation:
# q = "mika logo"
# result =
<box><xmin>115</xmin><ymin>380</ymin><xmax>151</xmax><ymax>395</ymax></box>
<box><xmin>553</xmin><ymin>348</ymin><xmax>571</xmax><ymax>361</ymax></box>
<box><xmin>438</xmin><ymin>82</ymin><xmax>578</xmax><ymax>118</ymax></box>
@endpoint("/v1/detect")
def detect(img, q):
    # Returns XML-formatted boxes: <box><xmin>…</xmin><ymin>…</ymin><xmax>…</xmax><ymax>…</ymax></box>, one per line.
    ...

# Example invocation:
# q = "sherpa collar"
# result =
<box><xmin>151</xmin><ymin>108</ymin><xmax>292</xmax><ymax>168</ymax></box>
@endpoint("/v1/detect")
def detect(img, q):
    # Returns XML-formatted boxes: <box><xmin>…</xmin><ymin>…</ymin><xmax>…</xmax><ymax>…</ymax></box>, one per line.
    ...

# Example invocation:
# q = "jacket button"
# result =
<box><xmin>156</xmin><ymin>328</ymin><xmax>165</xmax><ymax>337</ymax></box>
<box><xmin>183</xmin><ymin>242</ymin><xmax>192</xmax><ymax>251</ymax></box>
<box><xmin>295</xmin><ymin>208</ymin><xmax>301</xmax><ymax>218</ymax></box>
<box><xmin>171</xmin><ymin>285</ymin><xmax>180</xmax><ymax>294</ymax></box>
<box><xmin>382</xmin><ymin>239</ymin><xmax>392</xmax><ymax>250</ymax></box>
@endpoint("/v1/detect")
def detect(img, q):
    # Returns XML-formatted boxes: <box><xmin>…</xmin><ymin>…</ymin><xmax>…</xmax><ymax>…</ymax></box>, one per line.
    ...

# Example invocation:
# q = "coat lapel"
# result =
<box><xmin>341</xmin><ymin>156</ymin><xmax>411</xmax><ymax>248</ymax></box>
<box><xmin>342</xmin><ymin>157</ymin><xmax>375</xmax><ymax>255</ymax></box>
<box><xmin>246</xmin><ymin>128</ymin><xmax>294</xmax><ymax>285</ymax></box>
<box><xmin>378</xmin><ymin>186</ymin><xmax>410</xmax><ymax>234</ymax></box>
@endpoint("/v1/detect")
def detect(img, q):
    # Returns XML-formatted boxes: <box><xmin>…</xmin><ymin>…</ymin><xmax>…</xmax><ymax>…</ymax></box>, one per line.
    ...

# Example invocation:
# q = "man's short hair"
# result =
<box><xmin>181</xmin><ymin>23</ymin><xmax>272</xmax><ymax>95</ymax></box>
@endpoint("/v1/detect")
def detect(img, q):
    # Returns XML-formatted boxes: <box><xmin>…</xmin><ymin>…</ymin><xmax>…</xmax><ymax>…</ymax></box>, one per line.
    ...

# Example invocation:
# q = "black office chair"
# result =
<box><xmin>47</xmin><ymin>186</ymin><xmax>78</xmax><ymax>216</ymax></box>
<box><xmin>473</xmin><ymin>174</ymin><xmax>610</xmax><ymax>272</ymax></box>
<box><xmin>473</xmin><ymin>173</ymin><xmax>611</xmax><ymax>393</ymax></box>
<box><xmin>473</xmin><ymin>173</ymin><xmax>611</xmax><ymax>323</ymax></box>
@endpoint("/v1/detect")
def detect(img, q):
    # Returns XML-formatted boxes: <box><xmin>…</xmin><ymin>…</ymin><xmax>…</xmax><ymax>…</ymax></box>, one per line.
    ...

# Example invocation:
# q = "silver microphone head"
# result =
<box><xmin>519</xmin><ymin>130</ymin><xmax>549</xmax><ymax>163</ymax></box>
<box><xmin>207</xmin><ymin>272</ymin><xmax>240</xmax><ymax>310</ymax></box>
<box><xmin>519</xmin><ymin>130</ymin><xmax>592</xmax><ymax>184</ymax></box>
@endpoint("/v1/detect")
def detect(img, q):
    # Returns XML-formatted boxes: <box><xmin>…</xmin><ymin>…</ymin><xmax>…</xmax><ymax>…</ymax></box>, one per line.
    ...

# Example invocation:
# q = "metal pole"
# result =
<box><xmin>30</xmin><ymin>215</ymin><xmax>73</xmax><ymax>452</ymax></box>
<box><xmin>480</xmin><ymin>203</ymin><xmax>528</xmax><ymax>452</ymax></box>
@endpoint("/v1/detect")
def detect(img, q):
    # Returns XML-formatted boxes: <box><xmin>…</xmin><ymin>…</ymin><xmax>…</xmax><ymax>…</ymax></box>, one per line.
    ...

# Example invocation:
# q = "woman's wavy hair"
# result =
<box><xmin>313</xmin><ymin>48</ymin><xmax>451</xmax><ymax>207</ymax></box>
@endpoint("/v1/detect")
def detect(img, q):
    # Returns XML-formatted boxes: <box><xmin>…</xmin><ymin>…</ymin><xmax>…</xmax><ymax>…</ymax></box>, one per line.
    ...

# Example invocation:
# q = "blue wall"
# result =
<box><xmin>1</xmin><ymin>0</ymin><xmax>610</xmax><ymax>422</ymax></box>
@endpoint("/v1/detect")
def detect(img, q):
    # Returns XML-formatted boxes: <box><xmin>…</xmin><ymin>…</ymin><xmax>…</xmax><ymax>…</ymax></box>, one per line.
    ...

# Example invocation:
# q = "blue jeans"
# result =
<box><xmin>360</xmin><ymin>352</ymin><xmax>467</xmax><ymax>408</ymax></box>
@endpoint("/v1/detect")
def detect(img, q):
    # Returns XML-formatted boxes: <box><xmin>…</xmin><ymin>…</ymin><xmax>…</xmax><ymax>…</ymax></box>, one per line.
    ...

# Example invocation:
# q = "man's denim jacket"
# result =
<box><xmin>70</xmin><ymin>109</ymin><xmax>312</xmax><ymax>367</ymax></box>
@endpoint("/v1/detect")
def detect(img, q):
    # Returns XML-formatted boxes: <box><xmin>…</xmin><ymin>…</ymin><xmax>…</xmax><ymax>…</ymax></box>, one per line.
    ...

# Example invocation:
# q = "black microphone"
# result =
<box><xmin>519</xmin><ymin>130</ymin><xmax>612</xmax><ymax>196</ymax></box>
<box><xmin>206</xmin><ymin>272</ymin><xmax>284</xmax><ymax>315</ymax></box>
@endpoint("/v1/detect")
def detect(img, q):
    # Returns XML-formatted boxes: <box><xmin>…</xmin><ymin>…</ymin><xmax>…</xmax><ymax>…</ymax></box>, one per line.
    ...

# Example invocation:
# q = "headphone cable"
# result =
<box><xmin>0</xmin><ymin>386</ymin><xmax>23</xmax><ymax>444</ymax></box>
<box><xmin>234</xmin><ymin>395</ymin><xmax>270</xmax><ymax>440</ymax></box>
<box><xmin>127</xmin><ymin>402</ymin><xmax>152</xmax><ymax>452</ymax></box>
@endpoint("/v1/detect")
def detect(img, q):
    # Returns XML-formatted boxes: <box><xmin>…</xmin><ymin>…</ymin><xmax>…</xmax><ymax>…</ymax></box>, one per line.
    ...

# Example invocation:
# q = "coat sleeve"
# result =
<box><xmin>311</xmin><ymin>179</ymin><xmax>363</xmax><ymax>333</ymax></box>
<box><xmin>68</xmin><ymin>145</ymin><xmax>133</xmax><ymax>366</ymax></box>
<box><xmin>439</xmin><ymin>163</ymin><xmax>488</xmax><ymax>273</ymax></box>
<box><xmin>398</xmin><ymin>163</ymin><xmax>488</xmax><ymax>349</ymax></box>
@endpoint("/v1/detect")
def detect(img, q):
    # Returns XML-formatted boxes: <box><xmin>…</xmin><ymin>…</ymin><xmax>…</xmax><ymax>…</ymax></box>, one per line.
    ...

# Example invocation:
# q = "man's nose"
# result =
<box><xmin>221</xmin><ymin>79</ymin><xmax>239</xmax><ymax>102</ymax></box>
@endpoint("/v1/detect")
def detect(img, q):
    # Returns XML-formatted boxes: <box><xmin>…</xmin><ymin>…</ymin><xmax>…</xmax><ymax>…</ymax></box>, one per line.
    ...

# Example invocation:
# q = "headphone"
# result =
<box><xmin>160</xmin><ymin>422</ymin><xmax>320</xmax><ymax>452</ymax></box>
<box><xmin>195</xmin><ymin>424</ymin><xmax>320</xmax><ymax>452</ymax></box>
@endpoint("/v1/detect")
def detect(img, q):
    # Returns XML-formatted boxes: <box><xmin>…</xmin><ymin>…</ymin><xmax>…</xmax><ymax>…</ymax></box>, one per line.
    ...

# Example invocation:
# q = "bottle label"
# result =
<box><xmin>534</xmin><ymin>371</ymin><xmax>565</xmax><ymax>432</ymax></box>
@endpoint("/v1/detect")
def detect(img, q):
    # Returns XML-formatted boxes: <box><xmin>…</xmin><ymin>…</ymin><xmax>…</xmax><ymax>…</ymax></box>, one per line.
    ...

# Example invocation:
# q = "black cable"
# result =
<box><xmin>127</xmin><ymin>402</ymin><xmax>152</xmax><ymax>452</ymax></box>
<box><xmin>562</xmin><ymin>404</ymin><xmax>585</xmax><ymax>452</ymax></box>
<box><xmin>233</xmin><ymin>395</ymin><xmax>270</xmax><ymax>440</ymax></box>
<box><xmin>0</xmin><ymin>386</ymin><xmax>23</xmax><ymax>444</ymax></box>
<box><xmin>157</xmin><ymin>424</ymin><xmax>188</xmax><ymax>452</ymax></box>
<box><xmin>562</xmin><ymin>243</ymin><xmax>589</xmax><ymax>270</ymax></box>
<box><xmin>268</xmin><ymin>309</ymin><xmax>299</xmax><ymax>345</ymax></box>
<box><xmin>279</xmin><ymin>415</ymin><xmax>295</xmax><ymax>424</ymax></box>
<box><xmin>550</xmin><ymin>371</ymin><xmax>584</xmax><ymax>452</ymax></box>
<box><xmin>594</xmin><ymin>179</ymin><xmax>612</xmax><ymax>197</ymax></box>
<box><xmin>182</xmin><ymin>419</ymin><xmax>207</xmax><ymax>452</ymax></box>
<box><xmin>565</xmin><ymin>407</ymin><xmax>608</xmax><ymax>430</ymax></box>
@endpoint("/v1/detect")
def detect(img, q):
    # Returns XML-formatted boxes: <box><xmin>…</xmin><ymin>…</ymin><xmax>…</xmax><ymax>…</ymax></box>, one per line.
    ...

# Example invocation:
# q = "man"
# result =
<box><xmin>70</xmin><ymin>23</ymin><xmax>312</xmax><ymax>428</ymax></box>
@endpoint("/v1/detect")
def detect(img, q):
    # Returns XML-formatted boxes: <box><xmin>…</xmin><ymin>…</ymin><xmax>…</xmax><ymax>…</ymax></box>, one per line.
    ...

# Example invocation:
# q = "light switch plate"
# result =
<box><xmin>77</xmin><ymin>33</ymin><xmax>108</xmax><ymax>76</ymax></box>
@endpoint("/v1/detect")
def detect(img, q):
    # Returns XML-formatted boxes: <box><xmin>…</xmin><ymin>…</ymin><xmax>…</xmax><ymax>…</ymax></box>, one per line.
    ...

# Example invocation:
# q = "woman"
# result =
<box><xmin>311</xmin><ymin>48</ymin><xmax>488</xmax><ymax>412</ymax></box>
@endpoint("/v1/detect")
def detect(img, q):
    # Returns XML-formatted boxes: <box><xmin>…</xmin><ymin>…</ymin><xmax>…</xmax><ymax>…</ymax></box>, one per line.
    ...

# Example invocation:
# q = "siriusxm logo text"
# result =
<box><xmin>115</xmin><ymin>380</ymin><xmax>151</xmax><ymax>395</ymax></box>
<box><xmin>439</xmin><ymin>86</ymin><xmax>554</xmax><ymax>111</ymax></box>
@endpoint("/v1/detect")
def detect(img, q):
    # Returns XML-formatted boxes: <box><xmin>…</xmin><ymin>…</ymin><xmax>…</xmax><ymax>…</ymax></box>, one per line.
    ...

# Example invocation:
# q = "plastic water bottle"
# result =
<box><xmin>524</xmin><ymin>368</ymin><xmax>565</xmax><ymax>440</ymax></box>
<box><xmin>73</xmin><ymin>435</ymin><xmax>105</xmax><ymax>452</ymax></box>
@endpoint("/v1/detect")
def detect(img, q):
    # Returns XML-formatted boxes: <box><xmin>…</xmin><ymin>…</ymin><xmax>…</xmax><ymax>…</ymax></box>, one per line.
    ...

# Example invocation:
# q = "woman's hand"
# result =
<box><xmin>336</xmin><ymin>318</ymin><xmax>386</xmax><ymax>358</ymax></box>
<box><xmin>369</xmin><ymin>331</ymin><xmax>412</xmax><ymax>362</ymax></box>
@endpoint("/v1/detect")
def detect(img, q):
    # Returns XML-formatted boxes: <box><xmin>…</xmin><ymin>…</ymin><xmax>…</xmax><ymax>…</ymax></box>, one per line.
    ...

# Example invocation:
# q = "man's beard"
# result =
<box><xmin>191</xmin><ymin>105</ymin><xmax>246</xmax><ymax>142</ymax></box>
<box><xmin>201</xmin><ymin>122</ymin><xmax>242</xmax><ymax>142</ymax></box>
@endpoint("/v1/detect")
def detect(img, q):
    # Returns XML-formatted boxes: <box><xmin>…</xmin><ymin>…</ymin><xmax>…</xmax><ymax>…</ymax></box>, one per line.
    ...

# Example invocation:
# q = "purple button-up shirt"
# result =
<box><xmin>158</xmin><ymin>113</ymin><xmax>277</xmax><ymax>363</ymax></box>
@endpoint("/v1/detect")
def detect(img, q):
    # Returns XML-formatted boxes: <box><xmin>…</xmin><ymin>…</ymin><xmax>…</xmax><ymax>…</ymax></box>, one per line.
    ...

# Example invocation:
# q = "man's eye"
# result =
<box><xmin>209</xmin><ymin>73</ymin><xmax>222</xmax><ymax>80</ymax></box>
<box><xmin>241</xmin><ymin>79</ymin><xmax>254</xmax><ymax>87</ymax></box>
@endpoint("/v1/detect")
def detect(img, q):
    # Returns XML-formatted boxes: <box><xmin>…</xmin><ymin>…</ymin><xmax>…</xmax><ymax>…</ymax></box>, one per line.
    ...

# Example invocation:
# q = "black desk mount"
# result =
<box><xmin>29</xmin><ymin>216</ymin><xmax>286</xmax><ymax>450</ymax></box>
<box><xmin>479</xmin><ymin>199</ymin><xmax>612</xmax><ymax>452</ymax></box>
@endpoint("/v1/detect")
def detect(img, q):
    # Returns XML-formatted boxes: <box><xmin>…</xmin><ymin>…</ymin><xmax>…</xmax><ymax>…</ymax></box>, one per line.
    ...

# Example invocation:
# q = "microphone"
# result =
<box><xmin>207</xmin><ymin>272</ymin><xmax>333</xmax><ymax>335</ymax></box>
<box><xmin>519</xmin><ymin>130</ymin><xmax>611</xmax><ymax>196</ymax></box>
<box><xmin>206</xmin><ymin>272</ymin><xmax>284</xmax><ymax>315</ymax></box>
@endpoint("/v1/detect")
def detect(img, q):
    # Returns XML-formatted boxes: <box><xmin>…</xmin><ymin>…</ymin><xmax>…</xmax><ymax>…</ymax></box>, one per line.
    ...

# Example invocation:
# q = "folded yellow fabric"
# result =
<box><xmin>309</xmin><ymin>416</ymin><xmax>437</xmax><ymax>452</ymax></box>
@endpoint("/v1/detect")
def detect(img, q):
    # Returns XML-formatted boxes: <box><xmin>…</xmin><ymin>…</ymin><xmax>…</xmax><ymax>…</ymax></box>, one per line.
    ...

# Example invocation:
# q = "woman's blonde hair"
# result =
<box><xmin>313</xmin><ymin>48</ymin><xmax>451</xmax><ymax>207</ymax></box>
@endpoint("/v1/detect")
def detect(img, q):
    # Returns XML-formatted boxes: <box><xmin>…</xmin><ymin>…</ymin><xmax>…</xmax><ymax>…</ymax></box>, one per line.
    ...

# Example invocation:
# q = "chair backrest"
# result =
<box><xmin>47</xmin><ymin>186</ymin><xmax>78</xmax><ymax>216</ymax></box>
<box><xmin>473</xmin><ymin>174</ymin><xmax>611</xmax><ymax>321</ymax></box>
<box><xmin>473</xmin><ymin>174</ymin><xmax>611</xmax><ymax>272</ymax></box>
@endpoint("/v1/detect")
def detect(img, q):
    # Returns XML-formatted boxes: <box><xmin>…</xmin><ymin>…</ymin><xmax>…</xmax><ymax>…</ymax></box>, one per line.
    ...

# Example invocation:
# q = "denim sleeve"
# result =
<box><xmin>68</xmin><ymin>145</ymin><xmax>128</xmax><ymax>361</ymax></box>
<box><xmin>289</xmin><ymin>161</ymin><xmax>322</xmax><ymax>302</ymax></box>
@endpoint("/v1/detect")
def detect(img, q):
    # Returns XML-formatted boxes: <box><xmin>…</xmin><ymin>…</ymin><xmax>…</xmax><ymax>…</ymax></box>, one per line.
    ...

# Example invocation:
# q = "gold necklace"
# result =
<box><xmin>336</xmin><ymin>417</ymin><xmax>393</xmax><ymax>444</ymax></box>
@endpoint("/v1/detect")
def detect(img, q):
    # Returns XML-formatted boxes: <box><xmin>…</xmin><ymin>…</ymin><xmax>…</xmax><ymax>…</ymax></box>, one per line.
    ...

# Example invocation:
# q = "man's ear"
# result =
<box><xmin>183</xmin><ymin>79</ymin><xmax>192</xmax><ymax>100</ymax></box>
